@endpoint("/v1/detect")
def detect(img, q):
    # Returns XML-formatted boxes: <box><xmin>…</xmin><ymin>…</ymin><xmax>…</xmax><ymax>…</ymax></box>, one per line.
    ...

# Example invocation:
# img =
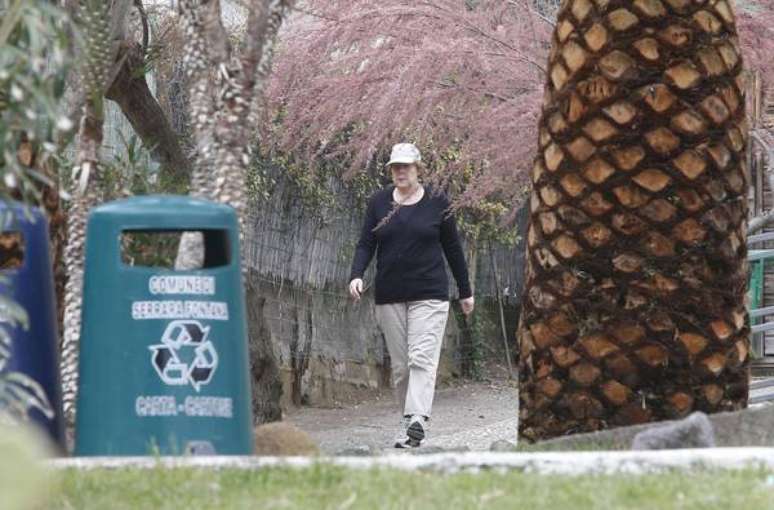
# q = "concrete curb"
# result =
<box><xmin>538</xmin><ymin>404</ymin><xmax>774</xmax><ymax>451</ymax></box>
<box><xmin>48</xmin><ymin>448</ymin><xmax>774</xmax><ymax>475</ymax></box>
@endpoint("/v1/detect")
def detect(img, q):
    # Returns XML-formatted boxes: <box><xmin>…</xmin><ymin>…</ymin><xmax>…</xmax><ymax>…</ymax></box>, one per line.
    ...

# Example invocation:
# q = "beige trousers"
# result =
<box><xmin>375</xmin><ymin>299</ymin><xmax>450</xmax><ymax>417</ymax></box>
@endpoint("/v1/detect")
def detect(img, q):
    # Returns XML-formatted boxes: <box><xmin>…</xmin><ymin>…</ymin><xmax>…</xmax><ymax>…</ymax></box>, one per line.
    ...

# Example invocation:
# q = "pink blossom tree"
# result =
<box><xmin>262</xmin><ymin>0</ymin><xmax>551</xmax><ymax>214</ymax></box>
<box><xmin>261</xmin><ymin>0</ymin><xmax>774</xmax><ymax>218</ymax></box>
<box><xmin>737</xmin><ymin>1</ymin><xmax>774</xmax><ymax>85</ymax></box>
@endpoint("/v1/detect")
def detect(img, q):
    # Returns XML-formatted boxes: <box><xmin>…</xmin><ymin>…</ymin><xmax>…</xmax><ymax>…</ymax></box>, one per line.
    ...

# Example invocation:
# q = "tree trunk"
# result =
<box><xmin>105</xmin><ymin>41</ymin><xmax>191</xmax><ymax>190</ymax></box>
<box><xmin>175</xmin><ymin>0</ymin><xmax>293</xmax><ymax>271</ymax></box>
<box><xmin>61</xmin><ymin>186</ymin><xmax>102</xmax><ymax>423</ymax></box>
<box><xmin>174</xmin><ymin>0</ymin><xmax>295</xmax><ymax>423</ymax></box>
<box><xmin>60</xmin><ymin>0</ymin><xmax>132</xmax><ymax>423</ymax></box>
<box><xmin>245</xmin><ymin>270</ymin><xmax>283</xmax><ymax>422</ymax></box>
<box><xmin>173</xmin><ymin>0</ymin><xmax>228</xmax><ymax>270</ymax></box>
<box><xmin>518</xmin><ymin>0</ymin><xmax>750</xmax><ymax>441</ymax></box>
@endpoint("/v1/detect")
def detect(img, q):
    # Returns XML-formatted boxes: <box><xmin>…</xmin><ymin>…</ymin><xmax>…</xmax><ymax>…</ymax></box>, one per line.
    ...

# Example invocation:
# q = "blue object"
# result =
<box><xmin>74</xmin><ymin>195</ymin><xmax>254</xmax><ymax>456</ymax></box>
<box><xmin>0</xmin><ymin>201</ymin><xmax>65</xmax><ymax>451</ymax></box>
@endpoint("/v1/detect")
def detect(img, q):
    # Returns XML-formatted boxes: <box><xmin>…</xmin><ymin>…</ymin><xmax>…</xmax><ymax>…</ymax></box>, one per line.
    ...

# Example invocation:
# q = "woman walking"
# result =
<box><xmin>348</xmin><ymin>143</ymin><xmax>474</xmax><ymax>448</ymax></box>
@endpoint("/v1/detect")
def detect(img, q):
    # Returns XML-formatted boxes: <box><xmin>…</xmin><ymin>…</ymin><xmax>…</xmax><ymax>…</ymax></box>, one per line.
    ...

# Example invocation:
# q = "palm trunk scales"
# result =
<box><xmin>518</xmin><ymin>0</ymin><xmax>750</xmax><ymax>441</ymax></box>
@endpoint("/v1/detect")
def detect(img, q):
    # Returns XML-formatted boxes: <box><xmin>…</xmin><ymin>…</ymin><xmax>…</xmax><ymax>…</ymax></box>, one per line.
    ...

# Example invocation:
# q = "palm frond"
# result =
<box><xmin>0</xmin><ymin>295</ymin><xmax>28</xmax><ymax>331</ymax></box>
<box><xmin>0</xmin><ymin>372</ymin><xmax>54</xmax><ymax>420</ymax></box>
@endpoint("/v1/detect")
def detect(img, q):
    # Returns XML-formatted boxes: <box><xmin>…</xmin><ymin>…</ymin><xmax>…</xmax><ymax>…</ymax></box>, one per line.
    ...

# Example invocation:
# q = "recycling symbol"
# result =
<box><xmin>149</xmin><ymin>320</ymin><xmax>218</xmax><ymax>392</ymax></box>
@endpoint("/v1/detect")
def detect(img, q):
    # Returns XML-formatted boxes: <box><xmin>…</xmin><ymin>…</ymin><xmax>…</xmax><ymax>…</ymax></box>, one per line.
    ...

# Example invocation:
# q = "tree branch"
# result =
<box><xmin>290</xmin><ymin>4</ymin><xmax>338</xmax><ymax>22</ymax></box>
<box><xmin>507</xmin><ymin>0</ymin><xmax>556</xmax><ymax>26</ymax></box>
<box><xmin>105</xmin><ymin>41</ymin><xmax>191</xmax><ymax>188</ymax></box>
<box><xmin>749</xmin><ymin>211</ymin><xmax>774</xmax><ymax>235</ymax></box>
<box><xmin>248</xmin><ymin>0</ymin><xmax>295</xmax><ymax>126</ymax></box>
<box><xmin>242</xmin><ymin>0</ymin><xmax>273</xmax><ymax>94</ymax></box>
<box><xmin>134</xmin><ymin>0</ymin><xmax>149</xmax><ymax>55</ymax></box>
<box><xmin>202</xmin><ymin>0</ymin><xmax>231</xmax><ymax>64</ymax></box>
<box><xmin>420</xmin><ymin>0</ymin><xmax>546</xmax><ymax>74</ymax></box>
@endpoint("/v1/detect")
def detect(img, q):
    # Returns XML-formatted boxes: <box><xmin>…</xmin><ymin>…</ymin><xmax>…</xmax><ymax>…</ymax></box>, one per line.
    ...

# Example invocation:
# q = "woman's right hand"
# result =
<box><xmin>349</xmin><ymin>278</ymin><xmax>364</xmax><ymax>301</ymax></box>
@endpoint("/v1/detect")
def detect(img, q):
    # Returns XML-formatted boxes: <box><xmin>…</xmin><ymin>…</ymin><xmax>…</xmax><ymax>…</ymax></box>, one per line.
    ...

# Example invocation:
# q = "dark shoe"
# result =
<box><xmin>393</xmin><ymin>416</ymin><xmax>411</xmax><ymax>448</ymax></box>
<box><xmin>405</xmin><ymin>415</ymin><xmax>427</xmax><ymax>447</ymax></box>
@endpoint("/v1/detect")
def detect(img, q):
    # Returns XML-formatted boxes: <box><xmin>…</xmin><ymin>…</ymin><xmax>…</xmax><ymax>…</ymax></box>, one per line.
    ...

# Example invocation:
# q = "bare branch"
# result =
<box><xmin>749</xmin><ymin>210</ymin><xmax>774</xmax><ymax>235</ymax></box>
<box><xmin>420</xmin><ymin>0</ymin><xmax>546</xmax><ymax>73</ymax></box>
<box><xmin>242</xmin><ymin>0</ymin><xmax>273</xmax><ymax>94</ymax></box>
<box><xmin>507</xmin><ymin>0</ymin><xmax>555</xmax><ymax>26</ymax></box>
<box><xmin>290</xmin><ymin>4</ymin><xmax>338</xmax><ymax>22</ymax></box>
<box><xmin>134</xmin><ymin>0</ymin><xmax>149</xmax><ymax>55</ymax></box>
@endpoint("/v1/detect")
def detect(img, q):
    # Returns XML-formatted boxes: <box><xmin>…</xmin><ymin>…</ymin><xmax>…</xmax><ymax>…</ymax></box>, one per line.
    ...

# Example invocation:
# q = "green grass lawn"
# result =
<box><xmin>48</xmin><ymin>465</ymin><xmax>774</xmax><ymax>510</ymax></box>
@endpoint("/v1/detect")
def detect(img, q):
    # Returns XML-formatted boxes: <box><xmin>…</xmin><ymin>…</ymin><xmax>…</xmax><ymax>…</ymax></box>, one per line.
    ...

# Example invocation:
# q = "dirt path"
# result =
<box><xmin>285</xmin><ymin>379</ymin><xmax>519</xmax><ymax>454</ymax></box>
<box><xmin>287</xmin><ymin>376</ymin><xmax>774</xmax><ymax>454</ymax></box>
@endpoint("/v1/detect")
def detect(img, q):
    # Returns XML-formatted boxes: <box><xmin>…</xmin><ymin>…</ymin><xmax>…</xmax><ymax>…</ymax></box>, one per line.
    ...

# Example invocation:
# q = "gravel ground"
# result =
<box><xmin>286</xmin><ymin>377</ymin><xmax>774</xmax><ymax>454</ymax></box>
<box><xmin>285</xmin><ymin>379</ymin><xmax>519</xmax><ymax>454</ymax></box>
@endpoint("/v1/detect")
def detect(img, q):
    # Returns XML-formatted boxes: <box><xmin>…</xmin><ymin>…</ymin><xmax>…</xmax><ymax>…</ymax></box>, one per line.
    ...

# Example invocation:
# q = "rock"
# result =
<box><xmin>536</xmin><ymin>404</ymin><xmax>774</xmax><ymax>451</ymax></box>
<box><xmin>335</xmin><ymin>445</ymin><xmax>377</xmax><ymax>457</ymax></box>
<box><xmin>631</xmin><ymin>412</ymin><xmax>715</xmax><ymax>450</ymax></box>
<box><xmin>490</xmin><ymin>439</ymin><xmax>517</xmax><ymax>452</ymax></box>
<box><xmin>411</xmin><ymin>446</ymin><xmax>471</xmax><ymax>455</ymax></box>
<box><xmin>253</xmin><ymin>422</ymin><xmax>320</xmax><ymax>456</ymax></box>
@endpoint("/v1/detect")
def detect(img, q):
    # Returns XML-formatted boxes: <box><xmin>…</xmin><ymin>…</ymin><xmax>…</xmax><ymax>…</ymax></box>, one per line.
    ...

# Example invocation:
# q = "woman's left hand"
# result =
<box><xmin>460</xmin><ymin>296</ymin><xmax>475</xmax><ymax>316</ymax></box>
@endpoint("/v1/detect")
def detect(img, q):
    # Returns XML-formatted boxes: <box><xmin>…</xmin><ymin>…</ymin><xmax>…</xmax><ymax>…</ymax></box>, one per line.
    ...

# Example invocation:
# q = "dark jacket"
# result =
<box><xmin>349</xmin><ymin>186</ymin><xmax>472</xmax><ymax>305</ymax></box>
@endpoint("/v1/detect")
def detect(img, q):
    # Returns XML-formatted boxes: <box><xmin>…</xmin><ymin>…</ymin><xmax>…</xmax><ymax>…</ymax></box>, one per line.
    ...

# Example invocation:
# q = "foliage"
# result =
<box><xmin>439</xmin><ymin>145</ymin><xmax>521</xmax><ymax>245</ymax></box>
<box><xmin>262</xmin><ymin>0</ymin><xmax>774</xmax><ymax>223</ymax></box>
<box><xmin>262</xmin><ymin>0</ymin><xmax>549</xmax><ymax>218</ymax></box>
<box><xmin>0</xmin><ymin>0</ymin><xmax>74</xmax><ymax>204</ymax></box>
<box><xmin>61</xmin><ymin>128</ymin><xmax>179</xmax><ymax>269</ymax></box>
<box><xmin>100</xmin><ymin>133</ymin><xmax>181</xmax><ymax>268</ymax></box>
<box><xmin>0</xmin><ymin>0</ymin><xmax>70</xmax><ymax>424</ymax></box>
<box><xmin>100</xmin><ymin>131</ymin><xmax>161</xmax><ymax>199</ymax></box>
<box><xmin>0</xmin><ymin>277</ymin><xmax>54</xmax><ymax>423</ymax></box>
<box><xmin>53</xmin><ymin>465</ymin><xmax>774</xmax><ymax>510</ymax></box>
<box><xmin>69</xmin><ymin>130</ymin><xmax>180</xmax><ymax>269</ymax></box>
<box><xmin>248</xmin><ymin>141</ymin><xmax>519</xmax><ymax>243</ymax></box>
<box><xmin>247</xmin><ymin>144</ymin><xmax>384</xmax><ymax>223</ymax></box>
<box><xmin>248</xmin><ymin>148</ymin><xmax>338</xmax><ymax>214</ymax></box>
<box><xmin>737</xmin><ymin>0</ymin><xmax>774</xmax><ymax>86</ymax></box>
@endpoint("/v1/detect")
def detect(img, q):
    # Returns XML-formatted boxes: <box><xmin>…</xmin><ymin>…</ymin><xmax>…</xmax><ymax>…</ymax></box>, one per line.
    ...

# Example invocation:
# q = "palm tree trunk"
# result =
<box><xmin>60</xmin><ymin>0</ymin><xmax>131</xmax><ymax>423</ymax></box>
<box><xmin>519</xmin><ymin>0</ymin><xmax>750</xmax><ymax>441</ymax></box>
<box><xmin>61</xmin><ymin>188</ymin><xmax>101</xmax><ymax>422</ymax></box>
<box><xmin>175</xmin><ymin>0</ymin><xmax>293</xmax><ymax>270</ymax></box>
<box><xmin>172</xmin><ymin>1</ymin><xmax>294</xmax><ymax>424</ymax></box>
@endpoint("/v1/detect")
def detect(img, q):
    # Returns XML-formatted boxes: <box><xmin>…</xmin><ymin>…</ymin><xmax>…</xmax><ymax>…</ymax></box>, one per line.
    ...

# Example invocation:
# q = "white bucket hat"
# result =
<box><xmin>386</xmin><ymin>143</ymin><xmax>422</xmax><ymax>167</ymax></box>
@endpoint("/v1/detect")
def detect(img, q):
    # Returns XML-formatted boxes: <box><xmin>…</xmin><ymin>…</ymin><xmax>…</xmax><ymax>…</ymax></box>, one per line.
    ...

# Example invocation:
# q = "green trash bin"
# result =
<box><xmin>74</xmin><ymin>196</ymin><xmax>254</xmax><ymax>456</ymax></box>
